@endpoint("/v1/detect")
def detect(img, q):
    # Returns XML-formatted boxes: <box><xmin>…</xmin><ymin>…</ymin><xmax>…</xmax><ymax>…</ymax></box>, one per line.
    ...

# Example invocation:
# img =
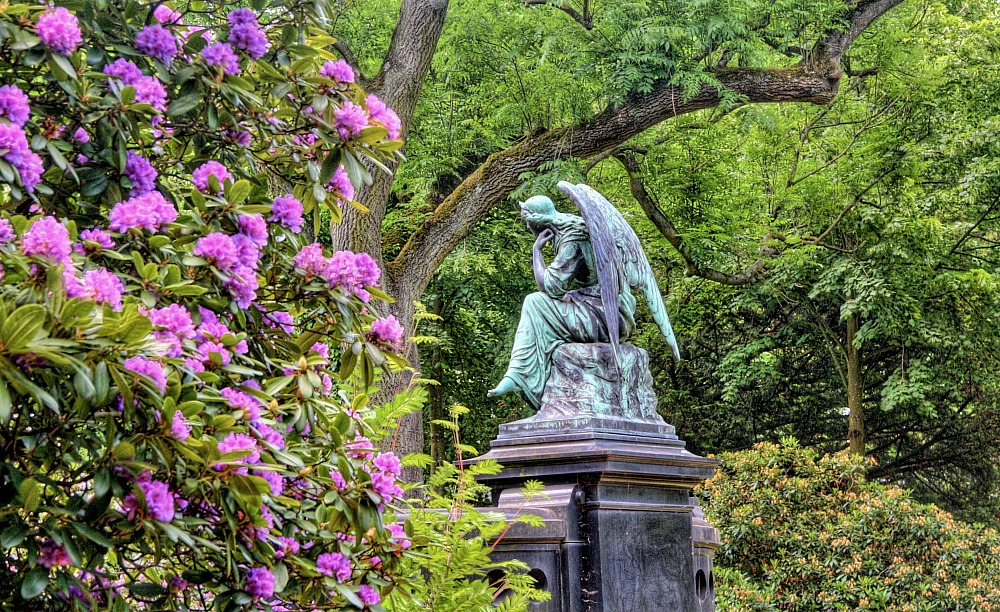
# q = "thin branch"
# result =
<box><xmin>616</xmin><ymin>152</ymin><xmax>767</xmax><ymax>286</ymax></box>
<box><xmin>523</xmin><ymin>0</ymin><xmax>592</xmax><ymax>28</ymax></box>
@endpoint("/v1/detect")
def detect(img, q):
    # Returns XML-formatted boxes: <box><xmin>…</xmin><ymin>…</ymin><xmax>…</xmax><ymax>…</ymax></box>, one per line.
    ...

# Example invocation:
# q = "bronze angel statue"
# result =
<box><xmin>488</xmin><ymin>181</ymin><xmax>679</xmax><ymax>412</ymax></box>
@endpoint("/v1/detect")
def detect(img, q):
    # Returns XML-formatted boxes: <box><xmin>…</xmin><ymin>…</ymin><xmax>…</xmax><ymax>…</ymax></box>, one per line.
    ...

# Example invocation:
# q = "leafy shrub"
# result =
<box><xmin>0</xmin><ymin>1</ymin><xmax>419</xmax><ymax>609</ymax></box>
<box><xmin>698</xmin><ymin>439</ymin><xmax>1000</xmax><ymax>611</ymax></box>
<box><xmin>386</xmin><ymin>406</ymin><xmax>549</xmax><ymax>612</ymax></box>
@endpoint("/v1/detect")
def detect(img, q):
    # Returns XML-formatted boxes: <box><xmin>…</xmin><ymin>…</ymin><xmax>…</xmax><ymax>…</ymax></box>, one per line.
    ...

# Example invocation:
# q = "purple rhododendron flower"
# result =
<box><xmin>244</xmin><ymin>567</ymin><xmax>274</xmax><ymax>599</ymax></box>
<box><xmin>354</xmin><ymin>252</ymin><xmax>381</xmax><ymax>287</ymax></box>
<box><xmin>72</xmin><ymin>127</ymin><xmax>89</xmax><ymax>143</ymax></box>
<box><xmin>226</xmin><ymin>264</ymin><xmax>259</xmax><ymax>308</ymax></box>
<box><xmin>138</xmin><ymin>479</ymin><xmax>176</xmax><ymax>522</ymax></box>
<box><xmin>238</xmin><ymin>213</ymin><xmax>268</xmax><ymax>246</ymax></box>
<box><xmin>333</xmin><ymin>101</ymin><xmax>368</xmax><ymax>141</ymax></box>
<box><xmin>0</xmin><ymin>218</ymin><xmax>14</xmax><ymax>243</ymax></box>
<box><xmin>36</xmin><ymin>7</ymin><xmax>83</xmax><ymax>56</ymax></box>
<box><xmin>133</xmin><ymin>76</ymin><xmax>169</xmax><ymax>112</ymax></box>
<box><xmin>136</xmin><ymin>24</ymin><xmax>178</xmax><ymax>64</ymax></box>
<box><xmin>108</xmin><ymin>192</ymin><xmax>177</xmax><ymax>233</ymax></box>
<box><xmin>38</xmin><ymin>540</ymin><xmax>72</xmax><ymax>568</ymax></box>
<box><xmin>123</xmin><ymin>356</ymin><xmax>168</xmax><ymax>393</ymax></box>
<box><xmin>104</xmin><ymin>58</ymin><xmax>143</xmax><ymax>84</ymax></box>
<box><xmin>232</xmin><ymin>234</ymin><xmax>260</xmax><ymax>269</ymax></box>
<box><xmin>369</xmin><ymin>315</ymin><xmax>405</xmax><ymax>350</ymax></box>
<box><xmin>0</xmin><ymin>85</ymin><xmax>30</xmax><ymax>126</ymax></box>
<box><xmin>316</xmin><ymin>552</ymin><xmax>352</xmax><ymax>582</ymax></box>
<box><xmin>63</xmin><ymin>267</ymin><xmax>86</xmax><ymax>299</ymax></box>
<box><xmin>202</xmin><ymin>42</ymin><xmax>241</xmax><ymax>75</ymax></box>
<box><xmin>262</xmin><ymin>309</ymin><xmax>294</xmax><ymax>336</ymax></box>
<box><xmin>373</xmin><ymin>452</ymin><xmax>402</xmax><ymax>477</ymax></box>
<box><xmin>252</xmin><ymin>422</ymin><xmax>284</xmax><ymax>449</ymax></box>
<box><xmin>274</xmin><ymin>536</ymin><xmax>299</xmax><ymax>559</ymax></box>
<box><xmin>327</xmin><ymin>164</ymin><xmax>355</xmax><ymax>206</ymax></box>
<box><xmin>319</xmin><ymin>59</ymin><xmax>354</xmax><ymax>84</ymax></box>
<box><xmin>23</xmin><ymin>216</ymin><xmax>71</xmax><ymax>264</ymax></box>
<box><xmin>220</xmin><ymin>387</ymin><xmax>261</xmax><ymax>421</ymax></box>
<box><xmin>224</xmin><ymin>127</ymin><xmax>252</xmax><ymax>146</ymax></box>
<box><xmin>193</xmin><ymin>232</ymin><xmax>239</xmax><ymax>270</ymax></box>
<box><xmin>227</xmin><ymin>9</ymin><xmax>270</xmax><ymax>60</ymax></box>
<box><xmin>192</xmin><ymin>161</ymin><xmax>231</xmax><ymax>194</ymax></box>
<box><xmin>153</xmin><ymin>5</ymin><xmax>183</xmax><ymax>25</ymax></box>
<box><xmin>294</xmin><ymin>243</ymin><xmax>328</xmax><ymax>277</ymax></box>
<box><xmin>269</xmin><ymin>194</ymin><xmax>303</xmax><ymax>233</ymax></box>
<box><xmin>387</xmin><ymin>523</ymin><xmax>411</xmax><ymax>549</ymax></box>
<box><xmin>331</xmin><ymin>471</ymin><xmax>347</xmax><ymax>490</ymax></box>
<box><xmin>311</xmin><ymin>342</ymin><xmax>331</xmax><ymax>361</ymax></box>
<box><xmin>371</xmin><ymin>471</ymin><xmax>403</xmax><ymax>501</ymax></box>
<box><xmin>366</xmin><ymin>94</ymin><xmax>402</xmax><ymax>141</ymax></box>
<box><xmin>124</xmin><ymin>151</ymin><xmax>158</xmax><ymax>195</ymax></box>
<box><xmin>346</xmin><ymin>435</ymin><xmax>374</xmax><ymax>459</ymax></box>
<box><xmin>216</xmin><ymin>432</ymin><xmax>260</xmax><ymax>466</ymax></box>
<box><xmin>254</xmin><ymin>469</ymin><xmax>283</xmax><ymax>496</ymax></box>
<box><xmin>81</xmin><ymin>268</ymin><xmax>124</xmax><ymax>310</ymax></box>
<box><xmin>0</xmin><ymin>123</ymin><xmax>44</xmax><ymax>192</ymax></box>
<box><xmin>358</xmin><ymin>585</ymin><xmax>381</xmax><ymax>605</ymax></box>
<box><xmin>79</xmin><ymin>228</ymin><xmax>114</xmax><ymax>250</ymax></box>
<box><xmin>146</xmin><ymin>303</ymin><xmax>195</xmax><ymax>357</ymax></box>
<box><xmin>170</xmin><ymin>410</ymin><xmax>191</xmax><ymax>440</ymax></box>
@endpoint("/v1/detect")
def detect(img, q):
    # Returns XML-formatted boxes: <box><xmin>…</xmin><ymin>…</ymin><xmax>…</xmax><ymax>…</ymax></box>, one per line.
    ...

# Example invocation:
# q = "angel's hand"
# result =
<box><xmin>534</xmin><ymin>228</ymin><xmax>554</xmax><ymax>248</ymax></box>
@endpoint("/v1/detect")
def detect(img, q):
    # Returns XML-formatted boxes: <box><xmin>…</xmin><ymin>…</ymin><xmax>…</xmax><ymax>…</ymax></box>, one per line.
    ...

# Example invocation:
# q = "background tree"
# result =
<box><xmin>332</xmin><ymin>0</ymin><xmax>913</xmax><ymax>462</ymax></box>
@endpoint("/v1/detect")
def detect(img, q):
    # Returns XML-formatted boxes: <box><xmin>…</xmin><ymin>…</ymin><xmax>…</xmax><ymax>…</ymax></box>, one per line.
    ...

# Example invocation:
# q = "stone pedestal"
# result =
<box><xmin>469</xmin><ymin>420</ymin><xmax>720</xmax><ymax>611</ymax></box>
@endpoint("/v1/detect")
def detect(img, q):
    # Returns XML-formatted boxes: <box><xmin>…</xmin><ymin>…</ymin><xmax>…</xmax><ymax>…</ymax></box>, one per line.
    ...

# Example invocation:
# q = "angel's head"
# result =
<box><xmin>520</xmin><ymin>195</ymin><xmax>557</xmax><ymax>235</ymax></box>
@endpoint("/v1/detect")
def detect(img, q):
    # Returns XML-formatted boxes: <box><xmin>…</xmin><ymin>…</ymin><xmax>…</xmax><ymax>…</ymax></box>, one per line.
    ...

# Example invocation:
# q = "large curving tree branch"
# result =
<box><xmin>388</xmin><ymin>0</ymin><xmax>904</xmax><ymax>296</ymax></box>
<box><xmin>390</xmin><ymin>64</ymin><xmax>839</xmax><ymax>286</ymax></box>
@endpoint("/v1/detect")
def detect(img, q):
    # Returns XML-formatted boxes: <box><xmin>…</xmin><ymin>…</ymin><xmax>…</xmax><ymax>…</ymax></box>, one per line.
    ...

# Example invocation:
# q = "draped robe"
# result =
<box><xmin>502</xmin><ymin>223</ymin><xmax>637</xmax><ymax>409</ymax></box>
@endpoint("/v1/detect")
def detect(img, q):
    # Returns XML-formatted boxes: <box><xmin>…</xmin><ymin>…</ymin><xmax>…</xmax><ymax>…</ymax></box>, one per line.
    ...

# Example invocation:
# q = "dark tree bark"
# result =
<box><xmin>333</xmin><ymin>0</ymin><xmax>905</xmax><ymax>477</ymax></box>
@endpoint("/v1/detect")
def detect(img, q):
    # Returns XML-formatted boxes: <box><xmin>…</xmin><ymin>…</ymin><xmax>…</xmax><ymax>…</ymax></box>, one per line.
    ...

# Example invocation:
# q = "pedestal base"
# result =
<box><xmin>468</xmin><ymin>421</ymin><xmax>719</xmax><ymax>611</ymax></box>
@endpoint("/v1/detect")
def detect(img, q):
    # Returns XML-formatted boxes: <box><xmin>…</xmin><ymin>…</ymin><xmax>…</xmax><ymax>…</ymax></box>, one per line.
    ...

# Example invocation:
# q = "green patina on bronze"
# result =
<box><xmin>488</xmin><ymin>182</ymin><xmax>679</xmax><ymax>421</ymax></box>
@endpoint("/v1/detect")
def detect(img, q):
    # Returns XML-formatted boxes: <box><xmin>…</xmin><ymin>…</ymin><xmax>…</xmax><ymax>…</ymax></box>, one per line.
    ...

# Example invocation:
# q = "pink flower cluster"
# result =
<box><xmin>366</xmin><ymin>94</ymin><xmax>402</xmax><ymax>141</ymax></box>
<box><xmin>183</xmin><ymin>307</ymin><xmax>249</xmax><ymax>372</ymax></box>
<box><xmin>320</xmin><ymin>59</ymin><xmax>354</xmax><ymax>84</ymax></box>
<box><xmin>328</xmin><ymin>165</ymin><xmax>355</xmax><ymax>207</ymax></box>
<box><xmin>135</xmin><ymin>24</ymin><xmax>178</xmax><ymax>64</ymax></box>
<box><xmin>369</xmin><ymin>315</ymin><xmax>405</xmax><ymax>350</ymax></box>
<box><xmin>269</xmin><ymin>195</ymin><xmax>303</xmax><ymax>233</ymax></box>
<box><xmin>202</xmin><ymin>42</ymin><xmax>241</xmax><ymax>75</ymax></box>
<box><xmin>22</xmin><ymin>216</ymin><xmax>72</xmax><ymax>264</ymax></box>
<box><xmin>123</xmin><ymin>478</ymin><xmax>176</xmax><ymax>522</ymax></box>
<box><xmin>0</xmin><ymin>123</ymin><xmax>45</xmax><ymax>192</ymax></box>
<box><xmin>317</xmin><ymin>552</ymin><xmax>352</xmax><ymax>582</ymax></box>
<box><xmin>192</xmin><ymin>161</ymin><xmax>232</xmax><ymax>194</ymax></box>
<box><xmin>124</xmin><ymin>151</ymin><xmax>158</xmax><ymax>195</ymax></box>
<box><xmin>334</xmin><ymin>100</ymin><xmax>368</xmax><ymax>141</ymax></box>
<box><xmin>0</xmin><ymin>85</ymin><xmax>30</xmax><ymax>126</ymax></box>
<box><xmin>145</xmin><ymin>304</ymin><xmax>195</xmax><ymax>357</ymax></box>
<box><xmin>36</xmin><ymin>7</ymin><xmax>83</xmax><ymax>56</ymax></box>
<box><xmin>123</xmin><ymin>356</ymin><xmax>169</xmax><ymax>393</ymax></box>
<box><xmin>103</xmin><ymin>59</ymin><xmax>169</xmax><ymax>112</ymax></box>
<box><xmin>293</xmin><ymin>244</ymin><xmax>380</xmax><ymax>300</ymax></box>
<box><xmin>227</xmin><ymin>8</ymin><xmax>270</xmax><ymax>60</ymax></box>
<box><xmin>108</xmin><ymin>192</ymin><xmax>178</xmax><ymax>233</ymax></box>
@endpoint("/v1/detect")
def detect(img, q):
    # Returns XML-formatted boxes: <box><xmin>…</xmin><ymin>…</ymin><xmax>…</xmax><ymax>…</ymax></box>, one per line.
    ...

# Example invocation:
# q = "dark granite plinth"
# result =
<box><xmin>468</xmin><ymin>423</ymin><xmax>719</xmax><ymax>611</ymax></box>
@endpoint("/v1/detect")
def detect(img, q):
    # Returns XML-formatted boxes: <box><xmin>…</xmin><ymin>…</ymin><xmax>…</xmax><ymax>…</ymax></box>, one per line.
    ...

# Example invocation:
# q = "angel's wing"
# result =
<box><xmin>556</xmin><ymin>181</ymin><xmax>680</xmax><ymax>361</ymax></box>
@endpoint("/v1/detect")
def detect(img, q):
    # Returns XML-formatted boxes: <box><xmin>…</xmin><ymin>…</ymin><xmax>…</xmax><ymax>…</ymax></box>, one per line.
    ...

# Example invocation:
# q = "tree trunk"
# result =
<box><xmin>846</xmin><ymin>312</ymin><xmax>865</xmax><ymax>454</ymax></box>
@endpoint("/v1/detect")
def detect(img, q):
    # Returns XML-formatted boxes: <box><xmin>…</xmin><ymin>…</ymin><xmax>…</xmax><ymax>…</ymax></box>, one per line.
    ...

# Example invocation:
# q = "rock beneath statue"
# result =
<box><xmin>536</xmin><ymin>342</ymin><xmax>660</xmax><ymax>421</ymax></box>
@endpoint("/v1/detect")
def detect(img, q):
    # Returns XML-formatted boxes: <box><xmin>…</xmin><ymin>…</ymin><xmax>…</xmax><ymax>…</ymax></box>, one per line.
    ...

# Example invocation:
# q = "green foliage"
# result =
<box><xmin>387</xmin><ymin>410</ymin><xmax>549</xmax><ymax>611</ymax></box>
<box><xmin>700</xmin><ymin>440</ymin><xmax>1000</xmax><ymax>610</ymax></box>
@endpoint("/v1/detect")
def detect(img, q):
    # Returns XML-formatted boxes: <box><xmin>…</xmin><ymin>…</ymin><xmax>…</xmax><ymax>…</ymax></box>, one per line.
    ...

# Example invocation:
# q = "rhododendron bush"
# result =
<box><xmin>0</xmin><ymin>1</ymin><xmax>419</xmax><ymax>609</ymax></box>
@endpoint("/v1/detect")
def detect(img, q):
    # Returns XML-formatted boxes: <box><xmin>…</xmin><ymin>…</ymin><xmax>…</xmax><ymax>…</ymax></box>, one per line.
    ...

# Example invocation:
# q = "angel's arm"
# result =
<box><xmin>541</xmin><ymin>240</ymin><xmax>585</xmax><ymax>299</ymax></box>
